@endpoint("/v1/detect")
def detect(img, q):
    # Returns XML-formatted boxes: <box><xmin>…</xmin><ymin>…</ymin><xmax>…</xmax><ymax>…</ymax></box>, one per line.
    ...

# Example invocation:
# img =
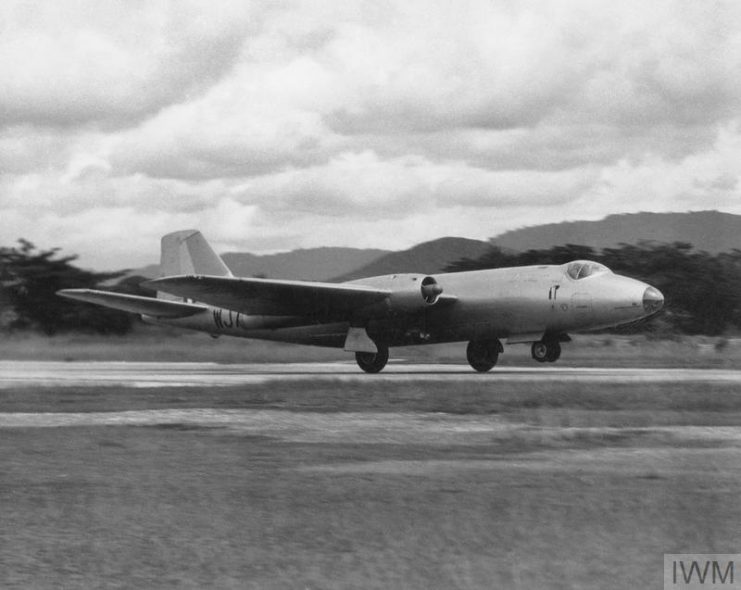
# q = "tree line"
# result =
<box><xmin>446</xmin><ymin>241</ymin><xmax>741</xmax><ymax>336</ymax></box>
<box><xmin>0</xmin><ymin>240</ymin><xmax>142</xmax><ymax>335</ymax></box>
<box><xmin>1</xmin><ymin>239</ymin><xmax>740</xmax><ymax>336</ymax></box>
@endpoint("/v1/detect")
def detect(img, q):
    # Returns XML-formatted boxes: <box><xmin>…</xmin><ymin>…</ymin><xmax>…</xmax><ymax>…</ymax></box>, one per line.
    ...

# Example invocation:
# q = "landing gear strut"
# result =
<box><xmin>355</xmin><ymin>344</ymin><xmax>389</xmax><ymax>373</ymax></box>
<box><xmin>531</xmin><ymin>339</ymin><xmax>561</xmax><ymax>363</ymax></box>
<box><xmin>466</xmin><ymin>339</ymin><xmax>503</xmax><ymax>372</ymax></box>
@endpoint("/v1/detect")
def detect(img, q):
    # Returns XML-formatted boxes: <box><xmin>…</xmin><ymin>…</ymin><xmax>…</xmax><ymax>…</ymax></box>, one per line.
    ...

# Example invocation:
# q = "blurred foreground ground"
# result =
<box><xmin>2</xmin><ymin>374</ymin><xmax>741</xmax><ymax>589</ymax></box>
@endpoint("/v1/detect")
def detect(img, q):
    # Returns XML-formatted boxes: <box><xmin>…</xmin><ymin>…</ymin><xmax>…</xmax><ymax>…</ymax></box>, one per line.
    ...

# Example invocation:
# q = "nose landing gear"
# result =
<box><xmin>531</xmin><ymin>339</ymin><xmax>561</xmax><ymax>363</ymax></box>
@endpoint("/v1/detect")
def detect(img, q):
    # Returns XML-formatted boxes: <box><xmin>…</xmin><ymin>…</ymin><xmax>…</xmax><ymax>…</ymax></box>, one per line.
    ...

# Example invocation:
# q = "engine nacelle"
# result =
<box><xmin>387</xmin><ymin>275</ymin><xmax>443</xmax><ymax>312</ymax></box>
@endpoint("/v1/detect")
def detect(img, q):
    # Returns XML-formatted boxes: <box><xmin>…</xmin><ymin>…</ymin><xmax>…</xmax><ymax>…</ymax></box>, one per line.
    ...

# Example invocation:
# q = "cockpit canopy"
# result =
<box><xmin>565</xmin><ymin>260</ymin><xmax>609</xmax><ymax>280</ymax></box>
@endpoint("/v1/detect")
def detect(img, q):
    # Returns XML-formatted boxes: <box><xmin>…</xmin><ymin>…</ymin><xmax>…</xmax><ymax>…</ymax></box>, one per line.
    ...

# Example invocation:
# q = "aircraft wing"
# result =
<box><xmin>144</xmin><ymin>275</ymin><xmax>392</xmax><ymax>318</ymax></box>
<box><xmin>58</xmin><ymin>289</ymin><xmax>207</xmax><ymax>318</ymax></box>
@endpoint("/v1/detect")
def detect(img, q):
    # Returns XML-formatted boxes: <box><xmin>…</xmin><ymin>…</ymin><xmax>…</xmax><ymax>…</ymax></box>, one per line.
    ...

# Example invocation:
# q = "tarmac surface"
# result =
<box><xmin>1</xmin><ymin>359</ymin><xmax>740</xmax><ymax>388</ymax></box>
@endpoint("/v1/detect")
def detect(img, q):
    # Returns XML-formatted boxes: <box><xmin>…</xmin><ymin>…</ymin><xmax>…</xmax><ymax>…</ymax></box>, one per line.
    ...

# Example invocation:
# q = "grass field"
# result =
<box><xmin>2</xmin><ymin>378</ymin><xmax>741</xmax><ymax>589</ymax></box>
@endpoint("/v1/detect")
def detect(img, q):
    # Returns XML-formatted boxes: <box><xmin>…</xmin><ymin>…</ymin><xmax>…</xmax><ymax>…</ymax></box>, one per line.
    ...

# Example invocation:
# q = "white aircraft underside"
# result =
<box><xmin>59</xmin><ymin>230</ymin><xmax>664</xmax><ymax>373</ymax></box>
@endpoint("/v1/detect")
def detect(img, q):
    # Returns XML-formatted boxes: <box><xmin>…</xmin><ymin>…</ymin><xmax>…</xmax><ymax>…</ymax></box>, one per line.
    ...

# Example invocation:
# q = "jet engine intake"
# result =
<box><xmin>421</xmin><ymin>276</ymin><xmax>443</xmax><ymax>304</ymax></box>
<box><xmin>387</xmin><ymin>275</ymin><xmax>444</xmax><ymax>312</ymax></box>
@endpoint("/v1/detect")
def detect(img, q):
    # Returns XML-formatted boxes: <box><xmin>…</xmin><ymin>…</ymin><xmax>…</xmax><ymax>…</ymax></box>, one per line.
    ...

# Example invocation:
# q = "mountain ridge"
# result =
<box><xmin>123</xmin><ymin>211</ymin><xmax>741</xmax><ymax>282</ymax></box>
<box><xmin>221</xmin><ymin>247</ymin><xmax>389</xmax><ymax>281</ymax></box>
<box><xmin>490</xmin><ymin>211</ymin><xmax>741</xmax><ymax>254</ymax></box>
<box><xmin>330</xmin><ymin>237</ymin><xmax>492</xmax><ymax>281</ymax></box>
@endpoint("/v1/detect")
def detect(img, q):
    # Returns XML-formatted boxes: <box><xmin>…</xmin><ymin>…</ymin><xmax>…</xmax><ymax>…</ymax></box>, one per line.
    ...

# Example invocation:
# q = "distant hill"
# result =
<box><xmin>125</xmin><ymin>238</ymin><xmax>491</xmax><ymax>282</ymax></box>
<box><xmin>125</xmin><ymin>247</ymin><xmax>389</xmax><ymax>282</ymax></box>
<box><xmin>221</xmin><ymin>248</ymin><xmax>389</xmax><ymax>281</ymax></box>
<box><xmin>331</xmin><ymin>237</ymin><xmax>493</xmax><ymax>281</ymax></box>
<box><xmin>121</xmin><ymin>211</ymin><xmax>740</xmax><ymax>284</ymax></box>
<box><xmin>491</xmin><ymin>211</ymin><xmax>741</xmax><ymax>254</ymax></box>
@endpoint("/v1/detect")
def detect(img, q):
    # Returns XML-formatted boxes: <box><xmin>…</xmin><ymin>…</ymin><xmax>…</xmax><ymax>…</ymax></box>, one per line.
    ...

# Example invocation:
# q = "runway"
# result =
<box><xmin>1</xmin><ymin>360</ymin><xmax>740</xmax><ymax>388</ymax></box>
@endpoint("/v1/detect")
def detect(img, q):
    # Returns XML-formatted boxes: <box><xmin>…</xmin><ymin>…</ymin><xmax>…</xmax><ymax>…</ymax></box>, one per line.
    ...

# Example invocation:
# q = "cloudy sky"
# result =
<box><xmin>2</xmin><ymin>0</ymin><xmax>741</xmax><ymax>270</ymax></box>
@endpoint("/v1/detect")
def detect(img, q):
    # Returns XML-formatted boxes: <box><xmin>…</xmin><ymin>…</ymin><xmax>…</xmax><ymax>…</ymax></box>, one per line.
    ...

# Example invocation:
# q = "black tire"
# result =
<box><xmin>466</xmin><ymin>340</ymin><xmax>500</xmax><ymax>372</ymax></box>
<box><xmin>531</xmin><ymin>341</ymin><xmax>549</xmax><ymax>363</ymax></box>
<box><xmin>545</xmin><ymin>341</ymin><xmax>561</xmax><ymax>363</ymax></box>
<box><xmin>355</xmin><ymin>345</ymin><xmax>389</xmax><ymax>373</ymax></box>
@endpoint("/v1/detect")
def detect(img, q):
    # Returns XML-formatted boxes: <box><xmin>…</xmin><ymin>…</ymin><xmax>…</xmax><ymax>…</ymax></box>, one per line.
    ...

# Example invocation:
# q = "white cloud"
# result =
<box><xmin>1</xmin><ymin>0</ymin><xmax>741</xmax><ymax>269</ymax></box>
<box><xmin>0</xmin><ymin>1</ymin><xmax>254</xmax><ymax>128</ymax></box>
<box><xmin>586</xmin><ymin>123</ymin><xmax>741</xmax><ymax>216</ymax></box>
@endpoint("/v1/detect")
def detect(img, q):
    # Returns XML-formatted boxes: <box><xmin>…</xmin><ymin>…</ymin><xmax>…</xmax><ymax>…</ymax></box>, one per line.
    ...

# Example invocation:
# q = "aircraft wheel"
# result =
<box><xmin>531</xmin><ymin>340</ymin><xmax>561</xmax><ymax>363</ymax></box>
<box><xmin>355</xmin><ymin>345</ymin><xmax>389</xmax><ymax>373</ymax></box>
<box><xmin>531</xmin><ymin>341</ymin><xmax>549</xmax><ymax>363</ymax></box>
<box><xmin>545</xmin><ymin>341</ymin><xmax>561</xmax><ymax>363</ymax></box>
<box><xmin>467</xmin><ymin>339</ymin><xmax>500</xmax><ymax>372</ymax></box>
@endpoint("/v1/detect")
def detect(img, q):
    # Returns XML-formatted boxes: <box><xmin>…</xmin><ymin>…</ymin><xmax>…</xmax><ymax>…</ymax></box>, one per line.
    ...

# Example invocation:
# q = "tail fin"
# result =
<box><xmin>158</xmin><ymin>230</ymin><xmax>233</xmax><ymax>301</ymax></box>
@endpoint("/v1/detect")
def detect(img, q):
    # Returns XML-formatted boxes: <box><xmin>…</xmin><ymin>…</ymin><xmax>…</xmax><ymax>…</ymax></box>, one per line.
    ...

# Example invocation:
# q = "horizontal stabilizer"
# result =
<box><xmin>58</xmin><ymin>289</ymin><xmax>207</xmax><ymax>318</ymax></box>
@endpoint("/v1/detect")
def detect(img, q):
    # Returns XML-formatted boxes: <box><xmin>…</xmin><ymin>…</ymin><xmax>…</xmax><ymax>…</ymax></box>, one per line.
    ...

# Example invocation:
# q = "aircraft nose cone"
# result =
<box><xmin>643</xmin><ymin>286</ymin><xmax>664</xmax><ymax>313</ymax></box>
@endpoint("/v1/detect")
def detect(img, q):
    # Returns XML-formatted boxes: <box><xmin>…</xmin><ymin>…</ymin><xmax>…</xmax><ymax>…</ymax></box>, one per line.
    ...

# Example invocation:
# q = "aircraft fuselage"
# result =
<box><xmin>60</xmin><ymin>229</ymin><xmax>664</xmax><ymax>372</ymax></box>
<box><xmin>146</xmin><ymin>261</ymin><xmax>661</xmax><ymax>349</ymax></box>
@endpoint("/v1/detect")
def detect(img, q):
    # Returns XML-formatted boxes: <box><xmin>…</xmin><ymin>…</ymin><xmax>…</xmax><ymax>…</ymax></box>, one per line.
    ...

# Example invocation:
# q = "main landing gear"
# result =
<box><xmin>355</xmin><ymin>344</ymin><xmax>389</xmax><ymax>373</ymax></box>
<box><xmin>466</xmin><ymin>339</ymin><xmax>503</xmax><ymax>372</ymax></box>
<box><xmin>531</xmin><ymin>339</ymin><xmax>561</xmax><ymax>363</ymax></box>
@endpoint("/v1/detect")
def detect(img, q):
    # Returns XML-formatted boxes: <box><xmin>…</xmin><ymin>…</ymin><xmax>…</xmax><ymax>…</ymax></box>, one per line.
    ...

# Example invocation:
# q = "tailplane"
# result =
<box><xmin>159</xmin><ymin>230</ymin><xmax>233</xmax><ymax>301</ymax></box>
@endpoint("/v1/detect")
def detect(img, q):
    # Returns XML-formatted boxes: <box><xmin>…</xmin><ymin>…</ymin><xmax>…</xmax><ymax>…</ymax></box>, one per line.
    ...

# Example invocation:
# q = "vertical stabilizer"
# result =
<box><xmin>159</xmin><ymin>230</ymin><xmax>233</xmax><ymax>300</ymax></box>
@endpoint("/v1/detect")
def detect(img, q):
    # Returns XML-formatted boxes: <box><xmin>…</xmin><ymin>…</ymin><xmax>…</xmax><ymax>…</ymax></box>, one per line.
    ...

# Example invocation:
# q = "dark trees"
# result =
<box><xmin>0</xmin><ymin>239</ymin><xmax>134</xmax><ymax>335</ymax></box>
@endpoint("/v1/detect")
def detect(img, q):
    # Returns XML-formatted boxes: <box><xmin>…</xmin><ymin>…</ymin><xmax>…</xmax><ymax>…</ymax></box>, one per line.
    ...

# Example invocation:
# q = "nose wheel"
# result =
<box><xmin>531</xmin><ymin>340</ymin><xmax>561</xmax><ymax>363</ymax></box>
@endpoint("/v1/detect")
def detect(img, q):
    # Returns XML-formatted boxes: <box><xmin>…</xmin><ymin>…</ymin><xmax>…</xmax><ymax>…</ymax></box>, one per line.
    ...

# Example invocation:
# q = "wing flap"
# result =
<box><xmin>144</xmin><ymin>275</ymin><xmax>390</xmax><ymax>318</ymax></box>
<box><xmin>58</xmin><ymin>289</ymin><xmax>207</xmax><ymax>318</ymax></box>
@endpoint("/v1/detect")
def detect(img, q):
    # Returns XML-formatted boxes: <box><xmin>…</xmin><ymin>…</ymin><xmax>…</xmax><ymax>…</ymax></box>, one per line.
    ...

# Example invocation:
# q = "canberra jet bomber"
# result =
<box><xmin>58</xmin><ymin>230</ymin><xmax>664</xmax><ymax>373</ymax></box>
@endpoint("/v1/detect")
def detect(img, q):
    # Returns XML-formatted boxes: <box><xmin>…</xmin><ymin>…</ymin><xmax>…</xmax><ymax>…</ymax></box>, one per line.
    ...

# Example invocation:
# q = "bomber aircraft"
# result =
<box><xmin>58</xmin><ymin>230</ymin><xmax>664</xmax><ymax>373</ymax></box>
